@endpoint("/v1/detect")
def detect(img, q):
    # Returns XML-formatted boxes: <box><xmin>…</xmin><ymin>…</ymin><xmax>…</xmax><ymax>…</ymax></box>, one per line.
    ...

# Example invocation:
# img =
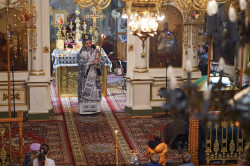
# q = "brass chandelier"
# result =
<box><xmin>122</xmin><ymin>0</ymin><xmax>166</xmax><ymax>38</ymax></box>
<box><xmin>122</xmin><ymin>0</ymin><xmax>167</xmax><ymax>57</ymax></box>
<box><xmin>74</xmin><ymin>0</ymin><xmax>111</xmax><ymax>10</ymax></box>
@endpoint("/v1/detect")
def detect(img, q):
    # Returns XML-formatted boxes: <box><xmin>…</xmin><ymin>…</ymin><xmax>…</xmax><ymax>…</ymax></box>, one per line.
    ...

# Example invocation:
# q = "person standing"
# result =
<box><xmin>77</xmin><ymin>35</ymin><xmax>105</xmax><ymax>114</ymax></box>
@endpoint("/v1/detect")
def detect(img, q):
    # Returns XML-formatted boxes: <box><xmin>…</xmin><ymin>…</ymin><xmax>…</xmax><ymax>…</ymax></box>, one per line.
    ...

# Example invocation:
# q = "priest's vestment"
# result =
<box><xmin>77</xmin><ymin>47</ymin><xmax>104</xmax><ymax>114</ymax></box>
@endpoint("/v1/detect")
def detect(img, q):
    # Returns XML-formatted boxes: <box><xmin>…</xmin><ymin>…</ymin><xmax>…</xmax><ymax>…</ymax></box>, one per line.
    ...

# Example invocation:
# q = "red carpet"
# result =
<box><xmin>68</xmin><ymin>97</ymin><xmax>126</xmax><ymax>165</ymax></box>
<box><xmin>106</xmin><ymin>73</ymin><xmax>181</xmax><ymax>164</ymax></box>
<box><xmin>1</xmin><ymin>121</ymin><xmax>73</xmax><ymax>165</ymax></box>
<box><xmin>106</xmin><ymin>73</ymin><xmax>126</xmax><ymax>113</ymax></box>
<box><xmin>116</xmin><ymin>117</ymin><xmax>181</xmax><ymax>164</ymax></box>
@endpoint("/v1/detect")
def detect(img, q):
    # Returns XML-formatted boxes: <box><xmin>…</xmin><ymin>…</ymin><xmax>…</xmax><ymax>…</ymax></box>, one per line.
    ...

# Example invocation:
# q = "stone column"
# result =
<box><xmin>27</xmin><ymin>0</ymin><xmax>51</xmax><ymax>118</ymax></box>
<box><xmin>128</xmin><ymin>33</ymin><xmax>153</xmax><ymax>116</ymax></box>
<box><xmin>29</xmin><ymin>0</ymin><xmax>45</xmax><ymax>77</ymax></box>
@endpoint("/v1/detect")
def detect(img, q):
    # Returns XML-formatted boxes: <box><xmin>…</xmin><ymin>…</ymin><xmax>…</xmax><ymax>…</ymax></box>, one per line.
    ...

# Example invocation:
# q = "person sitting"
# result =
<box><xmin>180</xmin><ymin>152</ymin><xmax>195</xmax><ymax>166</ymax></box>
<box><xmin>23</xmin><ymin>143</ymin><xmax>41</xmax><ymax>166</ymax></box>
<box><xmin>147</xmin><ymin>153</ymin><xmax>162</xmax><ymax>166</ymax></box>
<box><xmin>33</xmin><ymin>144</ymin><xmax>55</xmax><ymax>166</ymax></box>
<box><xmin>146</xmin><ymin>130</ymin><xmax>168</xmax><ymax>166</ymax></box>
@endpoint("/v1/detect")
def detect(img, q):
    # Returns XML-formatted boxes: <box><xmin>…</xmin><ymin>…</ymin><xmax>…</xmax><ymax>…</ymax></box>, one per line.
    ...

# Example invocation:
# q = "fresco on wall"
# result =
<box><xmin>149</xmin><ymin>6</ymin><xmax>183</xmax><ymax>68</ymax></box>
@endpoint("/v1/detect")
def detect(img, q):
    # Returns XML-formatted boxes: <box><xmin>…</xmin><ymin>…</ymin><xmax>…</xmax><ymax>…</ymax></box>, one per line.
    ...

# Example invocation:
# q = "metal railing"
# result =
<box><xmin>205</xmin><ymin>121</ymin><xmax>245</xmax><ymax>165</ymax></box>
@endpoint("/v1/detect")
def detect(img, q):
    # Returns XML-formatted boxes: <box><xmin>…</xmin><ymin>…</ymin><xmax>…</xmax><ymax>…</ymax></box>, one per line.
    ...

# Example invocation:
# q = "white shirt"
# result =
<box><xmin>33</xmin><ymin>158</ymin><xmax>55</xmax><ymax>166</ymax></box>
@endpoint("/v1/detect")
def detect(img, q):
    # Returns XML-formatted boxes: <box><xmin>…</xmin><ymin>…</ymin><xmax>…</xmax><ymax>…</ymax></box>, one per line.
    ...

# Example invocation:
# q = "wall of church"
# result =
<box><xmin>125</xmin><ymin>2</ymin><xmax>248</xmax><ymax>116</ymax></box>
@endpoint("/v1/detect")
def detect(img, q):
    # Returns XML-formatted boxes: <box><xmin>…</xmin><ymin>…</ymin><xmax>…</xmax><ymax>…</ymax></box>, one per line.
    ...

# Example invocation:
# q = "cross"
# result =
<box><xmin>84</xmin><ymin>7</ymin><xmax>104</xmax><ymax>28</ymax></box>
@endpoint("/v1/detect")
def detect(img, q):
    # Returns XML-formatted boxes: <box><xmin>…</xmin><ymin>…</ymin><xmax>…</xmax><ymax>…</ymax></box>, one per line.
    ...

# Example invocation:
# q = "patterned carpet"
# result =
<box><xmin>1</xmin><ymin>121</ymin><xmax>73</xmax><ymax>165</ymax></box>
<box><xmin>62</xmin><ymin>97</ymin><xmax>128</xmax><ymax>165</ymax></box>
<box><xmin>105</xmin><ymin>73</ymin><xmax>181</xmax><ymax>164</ymax></box>
<box><xmin>106</xmin><ymin>73</ymin><xmax>126</xmax><ymax>113</ymax></box>
<box><xmin>49</xmin><ymin>73</ymin><xmax>180</xmax><ymax>165</ymax></box>
<box><xmin>117</xmin><ymin>117</ymin><xmax>182</xmax><ymax>164</ymax></box>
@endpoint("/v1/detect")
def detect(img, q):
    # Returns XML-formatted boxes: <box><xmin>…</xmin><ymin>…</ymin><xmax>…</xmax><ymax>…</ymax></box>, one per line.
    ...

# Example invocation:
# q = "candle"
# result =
<box><xmin>167</xmin><ymin>66</ymin><xmax>175</xmax><ymax>90</ymax></box>
<box><xmin>239</xmin><ymin>0</ymin><xmax>247</xmax><ymax>10</ymax></box>
<box><xmin>203</xmin><ymin>87</ymin><xmax>210</xmax><ymax>100</ymax></box>
<box><xmin>219</xmin><ymin>57</ymin><xmax>225</xmax><ymax>71</ymax></box>
<box><xmin>115</xmin><ymin>130</ymin><xmax>118</xmax><ymax>146</ymax></box>
<box><xmin>115</xmin><ymin>130</ymin><xmax>118</xmax><ymax>166</ymax></box>
<box><xmin>203</xmin><ymin>87</ymin><xmax>210</xmax><ymax>114</ymax></box>
<box><xmin>186</xmin><ymin>60</ymin><xmax>192</xmax><ymax>83</ymax></box>
<box><xmin>186</xmin><ymin>60</ymin><xmax>192</xmax><ymax>72</ymax></box>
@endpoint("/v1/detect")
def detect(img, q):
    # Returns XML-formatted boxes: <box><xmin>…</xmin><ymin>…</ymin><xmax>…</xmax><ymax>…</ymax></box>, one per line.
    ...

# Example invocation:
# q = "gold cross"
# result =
<box><xmin>84</xmin><ymin>7</ymin><xmax>104</xmax><ymax>28</ymax></box>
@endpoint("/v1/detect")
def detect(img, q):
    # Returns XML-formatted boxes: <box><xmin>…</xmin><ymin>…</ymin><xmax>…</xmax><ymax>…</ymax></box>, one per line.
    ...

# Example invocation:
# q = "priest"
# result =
<box><xmin>77</xmin><ymin>34</ymin><xmax>105</xmax><ymax>114</ymax></box>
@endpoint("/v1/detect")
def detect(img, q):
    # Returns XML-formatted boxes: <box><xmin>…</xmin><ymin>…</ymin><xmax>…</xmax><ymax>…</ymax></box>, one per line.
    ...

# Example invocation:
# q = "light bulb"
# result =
<box><xmin>122</xmin><ymin>13</ymin><xmax>128</xmax><ymax>19</ymax></box>
<box><xmin>151</xmin><ymin>21</ymin><xmax>158</xmax><ymax>32</ymax></box>
<box><xmin>140</xmin><ymin>18</ymin><xmax>149</xmax><ymax>32</ymax></box>
<box><xmin>158</xmin><ymin>15</ymin><xmax>165</xmax><ymax>21</ymax></box>
<box><xmin>131</xmin><ymin>21</ymin><xmax>138</xmax><ymax>31</ymax></box>
<box><xmin>228</xmin><ymin>7</ymin><xmax>237</xmax><ymax>22</ymax></box>
<box><xmin>141</xmin><ymin>23</ymin><xmax>149</xmax><ymax>32</ymax></box>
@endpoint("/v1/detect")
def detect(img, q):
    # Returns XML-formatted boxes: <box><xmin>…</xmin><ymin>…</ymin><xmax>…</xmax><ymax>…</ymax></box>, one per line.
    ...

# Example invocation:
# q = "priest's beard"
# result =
<box><xmin>86</xmin><ymin>47</ymin><xmax>91</xmax><ymax>51</ymax></box>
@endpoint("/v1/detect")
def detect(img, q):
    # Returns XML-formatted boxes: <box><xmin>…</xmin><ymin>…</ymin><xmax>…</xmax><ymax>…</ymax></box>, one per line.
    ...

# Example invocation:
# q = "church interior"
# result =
<box><xmin>0</xmin><ymin>0</ymin><xmax>250</xmax><ymax>165</ymax></box>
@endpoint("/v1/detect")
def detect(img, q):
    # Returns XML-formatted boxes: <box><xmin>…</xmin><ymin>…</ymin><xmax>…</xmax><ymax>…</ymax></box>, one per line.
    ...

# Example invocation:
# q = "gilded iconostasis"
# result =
<box><xmin>49</xmin><ymin>0</ymin><xmax>127</xmax><ymax>56</ymax></box>
<box><xmin>0</xmin><ymin>8</ymin><xmax>28</xmax><ymax>71</ymax></box>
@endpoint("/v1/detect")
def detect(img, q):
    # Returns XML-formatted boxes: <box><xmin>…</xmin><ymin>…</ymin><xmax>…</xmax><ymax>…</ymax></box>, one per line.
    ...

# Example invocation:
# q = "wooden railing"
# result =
<box><xmin>0</xmin><ymin>111</ymin><xmax>23</xmax><ymax>165</ymax></box>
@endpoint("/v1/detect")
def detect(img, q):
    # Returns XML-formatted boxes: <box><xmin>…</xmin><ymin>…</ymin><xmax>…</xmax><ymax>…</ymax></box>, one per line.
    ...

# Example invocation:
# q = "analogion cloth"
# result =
<box><xmin>77</xmin><ymin>47</ymin><xmax>104</xmax><ymax>114</ymax></box>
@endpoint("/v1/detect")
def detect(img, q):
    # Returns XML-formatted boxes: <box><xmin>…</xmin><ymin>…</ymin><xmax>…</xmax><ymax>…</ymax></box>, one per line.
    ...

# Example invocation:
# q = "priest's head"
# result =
<box><xmin>82</xmin><ymin>34</ymin><xmax>92</xmax><ymax>51</ymax></box>
<box><xmin>84</xmin><ymin>40</ymin><xmax>92</xmax><ymax>51</ymax></box>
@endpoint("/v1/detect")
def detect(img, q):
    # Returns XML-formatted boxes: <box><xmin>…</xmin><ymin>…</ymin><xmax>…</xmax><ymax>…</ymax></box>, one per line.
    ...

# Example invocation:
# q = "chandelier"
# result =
<box><xmin>74</xmin><ymin>0</ymin><xmax>111</xmax><ymax>10</ymax></box>
<box><xmin>122</xmin><ymin>0</ymin><xmax>167</xmax><ymax>57</ymax></box>
<box><xmin>174</xmin><ymin>0</ymin><xmax>249</xmax><ymax>17</ymax></box>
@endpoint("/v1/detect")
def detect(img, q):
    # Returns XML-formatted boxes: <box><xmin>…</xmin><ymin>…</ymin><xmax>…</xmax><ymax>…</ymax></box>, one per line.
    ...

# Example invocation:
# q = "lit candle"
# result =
<box><xmin>115</xmin><ymin>130</ymin><xmax>118</xmax><ymax>146</ymax></box>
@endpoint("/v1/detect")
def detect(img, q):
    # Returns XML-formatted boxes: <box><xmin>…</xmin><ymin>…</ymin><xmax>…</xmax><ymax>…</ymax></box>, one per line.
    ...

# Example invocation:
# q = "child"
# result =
<box><xmin>33</xmin><ymin>144</ymin><xmax>55</xmax><ymax>166</ymax></box>
<box><xmin>23</xmin><ymin>143</ymin><xmax>41</xmax><ymax>166</ymax></box>
<box><xmin>146</xmin><ymin>130</ymin><xmax>168</xmax><ymax>166</ymax></box>
<box><xmin>147</xmin><ymin>153</ymin><xmax>162</xmax><ymax>166</ymax></box>
<box><xmin>180</xmin><ymin>152</ymin><xmax>194</xmax><ymax>166</ymax></box>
